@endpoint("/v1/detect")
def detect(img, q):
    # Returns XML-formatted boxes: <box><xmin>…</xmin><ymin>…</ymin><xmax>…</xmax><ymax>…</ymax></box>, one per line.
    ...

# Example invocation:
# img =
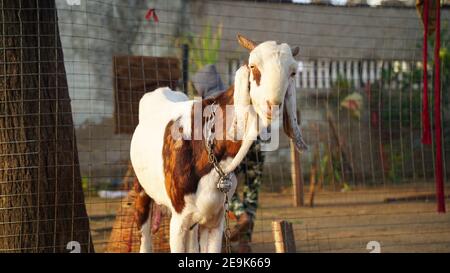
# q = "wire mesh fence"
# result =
<box><xmin>1</xmin><ymin>0</ymin><xmax>450</xmax><ymax>253</ymax></box>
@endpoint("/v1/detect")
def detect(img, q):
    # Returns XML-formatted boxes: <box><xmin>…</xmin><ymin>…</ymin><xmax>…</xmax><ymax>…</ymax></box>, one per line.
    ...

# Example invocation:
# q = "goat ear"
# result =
<box><xmin>237</xmin><ymin>34</ymin><xmax>256</xmax><ymax>51</ymax></box>
<box><xmin>223</xmin><ymin>65</ymin><xmax>258</xmax><ymax>174</ymax></box>
<box><xmin>231</xmin><ymin>65</ymin><xmax>251</xmax><ymax>139</ymax></box>
<box><xmin>291</xmin><ymin>46</ymin><xmax>300</xmax><ymax>57</ymax></box>
<box><xmin>283</xmin><ymin>79</ymin><xmax>307</xmax><ymax>151</ymax></box>
<box><xmin>234</xmin><ymin>65</ymin><xmax>251</xmax><ymax>106</ymax></box>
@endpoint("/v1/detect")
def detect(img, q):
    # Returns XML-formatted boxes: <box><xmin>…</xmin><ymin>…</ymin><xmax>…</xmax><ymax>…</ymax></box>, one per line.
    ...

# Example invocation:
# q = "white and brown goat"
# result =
<box><xmin>130</xmin><ymin>34</ymin><xmax>307</xmax><ymax>253</ymax></box>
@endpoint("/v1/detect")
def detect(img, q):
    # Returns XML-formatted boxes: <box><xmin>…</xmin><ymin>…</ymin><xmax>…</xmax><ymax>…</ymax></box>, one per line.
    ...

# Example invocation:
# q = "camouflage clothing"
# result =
<box><xmin>229</xmin><ymin>139</ymin><xmax>264</xmax><ymax>240</ymax></box>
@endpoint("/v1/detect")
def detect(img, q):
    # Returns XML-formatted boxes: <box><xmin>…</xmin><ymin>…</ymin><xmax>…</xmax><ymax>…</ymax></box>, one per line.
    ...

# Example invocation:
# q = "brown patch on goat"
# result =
<box><xmin>163</xmin><ymin>118</ymin><xmax>198</xmax><ymax>213</ymax></box>
<box><xmin>134</xmin><ymin>177</ymin><xmax>151</xmax><ymax>230</ymax></box>
<box><xmin>251</xmin><ymin>66</ymin><xmax>261</xmax><ymax>86</ymax></box>
<box><xmin>162</xmin><ymin>86</ymin><xmax>243</xmax><ymax>213</ymax></box>
<box><xmin>134</xmin><ymin>178</ymin><xmax>161</xmax><ymax>234</ymax></box>
<box><xmin>192</xmin><ymin>86</ymin><xmax>242</xmax><ymax>177</ymax></box>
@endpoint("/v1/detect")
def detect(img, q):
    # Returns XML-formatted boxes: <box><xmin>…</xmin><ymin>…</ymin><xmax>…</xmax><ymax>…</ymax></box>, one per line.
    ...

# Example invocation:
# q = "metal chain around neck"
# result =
<box><xmin>203</xmin><ymin>101</ymin><xmax>232</xmax><ymax>253</ymax></box>
<box><xmin>203</xmin><ymin>102</ymin><xmax>232</xmax><ymax>191</ymax></box>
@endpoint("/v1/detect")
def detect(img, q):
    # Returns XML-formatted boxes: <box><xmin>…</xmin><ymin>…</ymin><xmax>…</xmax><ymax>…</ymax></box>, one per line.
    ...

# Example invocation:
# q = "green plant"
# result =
<box><xmin>81</xmin><ymin>176</ymin><xmax>89</xmax><ymax>192</ymax></box>
<box><xmin>387</xmin><ymin>149</ymin><xmax>403</xmax><ymax>183</ymax></box>
<box><xmin>329</xmin><ymin>75</ymin><xmax>353</xmax><ymax>105</ymax></box>
<box><xmin>369</xmin><ymin>25</ymin><xmax>450</xmax><ymax>133</ymax></box>
<box><xmin>178</xmin><ymin>23</ymin><xmax>223</xmax><ymax>74</ymax></box>
<box><xmin>314</xmin><ymin>145</ymin><xmax>348</xmax><ymax>191</ymax></box>
<box><xmin>369</xmin><ymin>68</ymin><xmax>423</xmax><ymax>131</ymax></box>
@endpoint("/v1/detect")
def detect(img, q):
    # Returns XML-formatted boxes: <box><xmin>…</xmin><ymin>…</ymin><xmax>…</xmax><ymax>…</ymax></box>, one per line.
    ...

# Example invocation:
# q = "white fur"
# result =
<box><xmin>131</xmin><ymin>87</ymin><xmax>193</xmax><ymax>208</ymax></box>
<box><xmin>248</xmin><ymin>41</ymin><xmax>298</xmax><ymax>127</ymax></box>
<box><xmin>130</xmin><ymin>39</ymin><xmax>304</xmax><ymax>253</ymax></box>
<box><xmin>130</xmin><ymin>87</ymin><xmax>239</xmax><ymax>253</ymax></box>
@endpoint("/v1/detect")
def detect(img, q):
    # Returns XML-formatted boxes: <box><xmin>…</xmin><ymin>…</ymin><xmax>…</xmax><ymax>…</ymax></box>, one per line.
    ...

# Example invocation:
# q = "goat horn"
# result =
<box><xmin>237</xmin><ymin>34</ymin><xmax>256</xmax><ymax>51</ymax></box>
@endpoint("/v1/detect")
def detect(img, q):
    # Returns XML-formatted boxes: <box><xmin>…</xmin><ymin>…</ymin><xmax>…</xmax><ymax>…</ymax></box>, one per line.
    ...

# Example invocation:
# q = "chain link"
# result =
<box><xmin>224</xmin><ymin>194</ymin><xmax>232</xmax><ymax>253</ymax></box>
<box><xmin>204</xmin><ymin>102</ymin><xmax>232</xmax><ymax>253</ymax></box>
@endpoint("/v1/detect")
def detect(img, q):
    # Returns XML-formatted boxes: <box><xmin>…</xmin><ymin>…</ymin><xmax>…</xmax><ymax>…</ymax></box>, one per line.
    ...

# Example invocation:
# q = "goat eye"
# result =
<box><xmin>290</xmin><ymin>72</ymin><xmax>296</xmax><ymax>77</ymax></box>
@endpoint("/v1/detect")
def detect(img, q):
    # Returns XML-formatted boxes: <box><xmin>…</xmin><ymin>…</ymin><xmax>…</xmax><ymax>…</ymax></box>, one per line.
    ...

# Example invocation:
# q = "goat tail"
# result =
<box><xmin>134</xmin><ymin>177</ymin><xmax>156</xmax><ymax>253</ymax></box>
<box><xmin>134</xmin><ymin>177</ymin><xmax>151</xmax><ymax>231</ymax></box>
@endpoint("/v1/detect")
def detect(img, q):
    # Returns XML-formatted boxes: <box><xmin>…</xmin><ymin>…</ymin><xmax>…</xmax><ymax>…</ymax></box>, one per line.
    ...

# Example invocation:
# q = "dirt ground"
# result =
<box><xmin>85</xmin><ymin>184</ymin><xmax>450</xmax><ymax>253</ymax></box>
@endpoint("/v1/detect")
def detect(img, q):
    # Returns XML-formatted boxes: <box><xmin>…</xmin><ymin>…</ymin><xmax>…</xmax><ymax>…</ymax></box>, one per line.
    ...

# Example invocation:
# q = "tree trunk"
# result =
<box><xmin>0</xmin><ymin>0</ymin><xmax>93</xmax><ymax>252</ymax></box>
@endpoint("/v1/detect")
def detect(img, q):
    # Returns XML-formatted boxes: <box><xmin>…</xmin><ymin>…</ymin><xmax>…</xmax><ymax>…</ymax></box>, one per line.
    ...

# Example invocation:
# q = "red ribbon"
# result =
<box><xmin>421</xmin><ymin>0</ymin><xmax>445</xmax><ymax>213</ymax></box>
<box><xmin>433</xmin><ymin>2</ymin><xmax>445</xmax><ymax>213</ymax></box>
<box><xmin>145</xmin><ymin>8</ymin><xmax>159</xmax><ymax>22</ymax></box>
<box><xmin>422</xmin><ymin>0</ymin><xmax>432</xmax><ymax>145</ymax></box>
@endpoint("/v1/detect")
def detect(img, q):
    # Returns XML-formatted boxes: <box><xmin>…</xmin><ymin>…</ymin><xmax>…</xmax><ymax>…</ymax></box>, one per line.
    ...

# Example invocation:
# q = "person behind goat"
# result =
<box><xmin>191</xmin><ymin>64</ymin><xmax>263</xmax><ymax>253</ymax></box>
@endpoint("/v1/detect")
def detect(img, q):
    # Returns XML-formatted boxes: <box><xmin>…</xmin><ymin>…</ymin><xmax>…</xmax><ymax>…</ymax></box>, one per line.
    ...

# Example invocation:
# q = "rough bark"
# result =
<box><xmin>0</xmin><ymin>0</ymin><xmax>93</xmax><ymax>252</ymax></box>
